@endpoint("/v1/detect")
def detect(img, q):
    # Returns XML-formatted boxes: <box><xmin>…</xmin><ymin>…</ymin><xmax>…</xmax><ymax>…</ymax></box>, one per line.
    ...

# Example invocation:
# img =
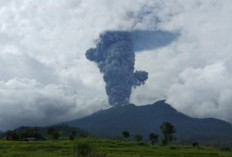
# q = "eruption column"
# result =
<box><xmin>86</xmin><ymin>31</ymin><xmax>148</xmax><ymax>106</ymax></box>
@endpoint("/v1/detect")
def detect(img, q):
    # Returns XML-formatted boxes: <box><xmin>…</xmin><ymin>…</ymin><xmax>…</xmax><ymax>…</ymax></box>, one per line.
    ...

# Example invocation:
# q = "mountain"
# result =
<box><xmin>67</xmin><ymin>100</ymin><xmax>232</xmax><ymax>146</ymax></box>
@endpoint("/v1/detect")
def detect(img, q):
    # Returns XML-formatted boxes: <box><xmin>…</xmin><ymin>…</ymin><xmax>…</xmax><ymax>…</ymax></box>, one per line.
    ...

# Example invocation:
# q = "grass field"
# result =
<box><xmin>0</xmin><ymin>138</ymin><xmax>232</xmax><ymax>157</ymax></box>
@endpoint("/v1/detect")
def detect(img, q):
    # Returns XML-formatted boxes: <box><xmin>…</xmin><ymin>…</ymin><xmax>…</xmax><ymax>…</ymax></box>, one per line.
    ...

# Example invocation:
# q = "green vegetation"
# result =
<box><xmin>122</xmin><ymin>131</ymin><xmax>130</xmax><ymax>139</ymax></box>
<box><xmin>1</xmin><ymin>122</ymin><xmax>231</xmax><ymax>156</ymax></box>
<box><xmin>74</xmin><ymin>141</ymin><xmax>93</xmax><ymax>157</ymax></box>
<box><xmin>48</xmin><ymin>127</ymin><xmax>60</xmax><ymax>140</ymax></box>
<box><xmin>192</xmin><ymin>142</ymin><xmax>200</xmax><ymax>148</ymax></box>
<box><xmin>69</xmin><ymin>130</ymin><xmax>77</xmax><ymax>140</ymax></box>
<box><xmin>0</xmin><ymin>138</ymin><xmax>232</xmax><ymax>157</ymax></box>
<box><xmin>134</xmin><ymin>134</ymin><xmax>143</xmax><ymax>142</ymax></box>
<box><xmin>1</xmin><ymin>125</ymin><xmax>88</xmax><ymax>141</ymax></box>
<box><xmin>149</xmin><ymin>133</ymin><xmax>159</xmax><ymax>145</ymax></box>
<box><xmin>160</xmin><ymin>122</ymin><xmax>176</xmax><ymax>145</ymax></box>
<box><xmin>5</xmin><ymin>128</ymin><xmax>45</xmax><ymax>141</ymax></box>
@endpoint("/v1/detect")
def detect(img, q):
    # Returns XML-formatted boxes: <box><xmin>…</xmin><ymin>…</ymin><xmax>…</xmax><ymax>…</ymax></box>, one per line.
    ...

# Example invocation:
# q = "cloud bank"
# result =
<box><xmin>0</xmin><ymin>0</ymin><xmax>232</xmax><ymax>130</ymax></box>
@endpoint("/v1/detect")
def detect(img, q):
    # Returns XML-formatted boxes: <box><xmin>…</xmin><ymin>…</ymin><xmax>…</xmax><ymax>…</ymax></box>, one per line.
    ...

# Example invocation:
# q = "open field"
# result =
<box><xmin>0</xmin><ymin>138</ymin><xmax>232</xmax><ymax>157</ymax></box>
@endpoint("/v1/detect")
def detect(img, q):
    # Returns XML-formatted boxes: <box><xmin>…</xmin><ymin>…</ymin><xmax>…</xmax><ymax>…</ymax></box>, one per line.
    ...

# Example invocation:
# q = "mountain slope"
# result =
<box><xmin>67</xmin><ymin>100</ymin><xmax>232</xmax><ymax>146</ymax></box>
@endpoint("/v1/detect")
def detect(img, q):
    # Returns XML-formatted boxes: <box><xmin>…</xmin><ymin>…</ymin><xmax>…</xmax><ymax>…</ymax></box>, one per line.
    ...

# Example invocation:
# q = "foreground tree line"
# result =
<box><xmin>1</xmin><ymin>122</ymin><xmax>175</xmax><ymax>144</ymax></box>
<box><xmin>122</xmin><ymin>121</ymin><xmax>176</xmax><ymax>145</ymax></box>
<box><xmin>4</xmin><ymin>127</ymin><xmax>65</xmax><ymax>141</ymax></box>
<box><xmin>0</xmin><ymin>122</ymin><xmax>201</xmax><ymax>147</ymax></box>
<box><xmin>0</xmin><ymin>125</ymin><xmax>87</xmax><ymax>141</ymax></box>
<box><xmin>73</xmin><ymin>122</ymin><xmax>177</xmax><ymax>157</ymax></box>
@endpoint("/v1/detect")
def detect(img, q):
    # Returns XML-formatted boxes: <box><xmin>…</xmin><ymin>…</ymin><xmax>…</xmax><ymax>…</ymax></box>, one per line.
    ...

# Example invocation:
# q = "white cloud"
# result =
<box><xmin>131</xmin><ymin>0</ymin><xmax>232</xmax><ymax>123</ymax></box>
<box><xmin>166</xmin><ymin>63</ymin><xmax>232</xmax><ymax>122</ymax></box>
<box><xmin>1</xmin><ymin>0</ymin><xmax>232</xmax><ymax>129</ymax></box>
<box><xmin>0</xmin><ymin>78</ymin><xmax>77</xmax><ymax>129</ymax></box>
<box><xmin>0</xmin><ymin>78</ymin><xmax>108</xmax><ymax>130</ymax></box>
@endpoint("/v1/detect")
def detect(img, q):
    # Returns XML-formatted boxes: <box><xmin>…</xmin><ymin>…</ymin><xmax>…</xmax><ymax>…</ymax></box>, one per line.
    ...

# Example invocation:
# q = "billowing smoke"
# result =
<box><xmin>86</xmin><ymin>31</ymin><xmax>148</xmax><ymax>106</ymax></box>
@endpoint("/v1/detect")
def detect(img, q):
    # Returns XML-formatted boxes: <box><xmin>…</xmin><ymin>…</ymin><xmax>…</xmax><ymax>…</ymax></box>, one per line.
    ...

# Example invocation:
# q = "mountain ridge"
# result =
<box><xmin>67</xmin><ymin>100</ymin><xmax>232</xmax><ymax>146</ymax></box>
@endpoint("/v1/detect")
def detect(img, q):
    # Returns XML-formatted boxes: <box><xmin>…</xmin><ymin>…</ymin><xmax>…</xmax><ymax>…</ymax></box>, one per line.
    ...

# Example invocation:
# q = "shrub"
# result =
<box><xmin>169</xmin><ymin>146</ymin><xmax>178</xmax><ymax>150</ymax></box>
<box><xmin>69</xmin><ymin>130</ymin><xmax>77</xmax><ymax>140</ymax></box>
<box><xmin>162</xmin><ymin>139</ymin><xmax>168</xmax><ymax>145</ymax></box>
<box><xmin>221</xmin><ymin>147</ymin><xmax>231</xmax><ymax>152</ymax></box>
<box><xmin>74</xmin><ymin>142</ymin><xmax>92</xmax><ymax>157</ymax></box>
<box><xmin>192</xmin><ymin>142</ymin><xmax>199</xmax><ymax>148</ymax></box>
<box><xmin>69</xmin><ymin>134</ymin><xmax>75</xmax><ymax>140</ymax></box>
<box><xmin>48</xmin><ymin>128</ymin><xmax>59</xmax><ymax>140</ymax></box>
<box><xmin>91</xmin><ymin>153</ymin><xmax>107</xmax><ymax>157</ymax></box>
<box><xmin>7</xmin><ymin>131</ymin><xmax>19</xmax><ymax>141</ymax></box>
<box><xmin>122</xmin><ymin>131</ymin><xmax>130</xmax><ymax>139</ymax></box>
<box><xmin>137</xmin><ymin>142</ymin><xmax>148</xmax><ymax>146</ymax></box>
<box><xmin>52</xmin><ymin>131</ymin><xmax>59</xmax><ymax>140</ymax></box>
<box><xmin>134</xmin><ymin>134</ymin><xmax>143</xmax><ymax>142</ymax></box>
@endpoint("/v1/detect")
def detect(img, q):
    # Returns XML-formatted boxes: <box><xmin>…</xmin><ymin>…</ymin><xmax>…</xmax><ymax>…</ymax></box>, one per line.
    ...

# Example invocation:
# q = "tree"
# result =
<box><xmin>7</xmin><ymin>130</ymin><xmax>19</xmax><ymax>141</ymax></box>
<box><xmin>160</xmin><ymin>122</ymin><xmax>176</xmax><ymax>145</ymax></box>
<box><xmin>52</xmin><ymin>130</ymin><xmax>59</xmax><ymax>140</ymax></box>
<box><xmin>48</xmin><ymin>127</ymin><xmax>59</xmax><ymax>140</ymax></box>
<box><xmin>48</xmin><ymin>127</ymin><xmax>55</xmax><ymax>136</ymax></box>
<box><xmin>69</xmin><ymin>134</ymin><xmax>75</xmax><ymax>140</ymax></box>
<box><xmin>69</xmin><ymin>130</ymin><xmax>77</xmax><ymax>140</ymax></box>
<box><xmin>149</xmin><ymin>133</ymin><xmax>159</xmax><ymax>145</ymax></box>
<box><xmin>122</xmin><ymin>131</ymin><xmax>130</xmax><ymax>139</ymax></box>
<box><xmin>21</xmin><ymin>128</ymin><xmax>42</xmax><ymax>139</ymax></box>
<box><xmin>192</xmin><ymin>142</ymin><xmax>199</xmax><ymax>148</ymax></box>
<box><xmin>134</xmin><ymin>134</ymin><xmax>143</xmax><ymax>142</ymax></box>
<box><xmin>72</xmin><ymin>130</ymin><xmax>77</xmax><ymax>136</ymax></box>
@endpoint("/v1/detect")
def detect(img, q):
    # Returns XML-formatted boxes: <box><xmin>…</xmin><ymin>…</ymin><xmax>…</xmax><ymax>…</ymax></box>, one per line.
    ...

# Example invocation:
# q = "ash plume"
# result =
<box><xmin>86</xmin><ymin>31</ymin><xmax>147</xmax><ymax>106</ymax></box>
<box><xmin>86</xmin><ymin>30</ymin><xmax>177</xmax><ymax>106</ymax></box>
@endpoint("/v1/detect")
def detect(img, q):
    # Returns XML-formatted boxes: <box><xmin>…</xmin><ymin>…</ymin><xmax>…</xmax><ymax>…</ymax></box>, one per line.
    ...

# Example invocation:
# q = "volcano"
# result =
<box><xmin>67</xmin><ymin>100</ymin><xmax>232</xmax><ymax>146</ymax></box>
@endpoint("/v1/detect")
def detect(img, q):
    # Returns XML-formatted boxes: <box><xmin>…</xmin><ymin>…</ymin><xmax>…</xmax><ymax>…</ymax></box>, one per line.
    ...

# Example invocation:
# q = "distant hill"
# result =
<box><xmin>67</xmin><ymin>100</ymin><xmax>232</xmax><ymax>146</ymax></box>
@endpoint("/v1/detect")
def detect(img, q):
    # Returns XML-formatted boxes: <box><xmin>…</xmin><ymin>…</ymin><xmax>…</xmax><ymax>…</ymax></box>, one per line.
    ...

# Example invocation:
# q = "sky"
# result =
<box><xmin>0</xmin><ymin>0</ymin><xmax>232</xmax><ymax>130</ymax></box>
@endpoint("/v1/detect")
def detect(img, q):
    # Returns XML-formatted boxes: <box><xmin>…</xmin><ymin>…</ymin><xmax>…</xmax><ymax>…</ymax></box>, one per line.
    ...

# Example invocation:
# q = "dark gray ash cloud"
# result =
<box><xmin>86</xmin><ymin>30</ymin><xmax>177</xmax><ymax>106</ymax></box>
<box><xmin>86</xmin><ymin>31</ymin><xmax>147</xmax><ymax>106</ymax></box>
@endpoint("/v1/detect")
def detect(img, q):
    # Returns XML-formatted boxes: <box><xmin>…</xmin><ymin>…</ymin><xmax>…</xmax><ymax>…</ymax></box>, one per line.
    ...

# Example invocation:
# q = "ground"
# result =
<box><xmin>0</xmin><ymin>138</ymin><xmax>231</xmax><ymax>157</ymax></box>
